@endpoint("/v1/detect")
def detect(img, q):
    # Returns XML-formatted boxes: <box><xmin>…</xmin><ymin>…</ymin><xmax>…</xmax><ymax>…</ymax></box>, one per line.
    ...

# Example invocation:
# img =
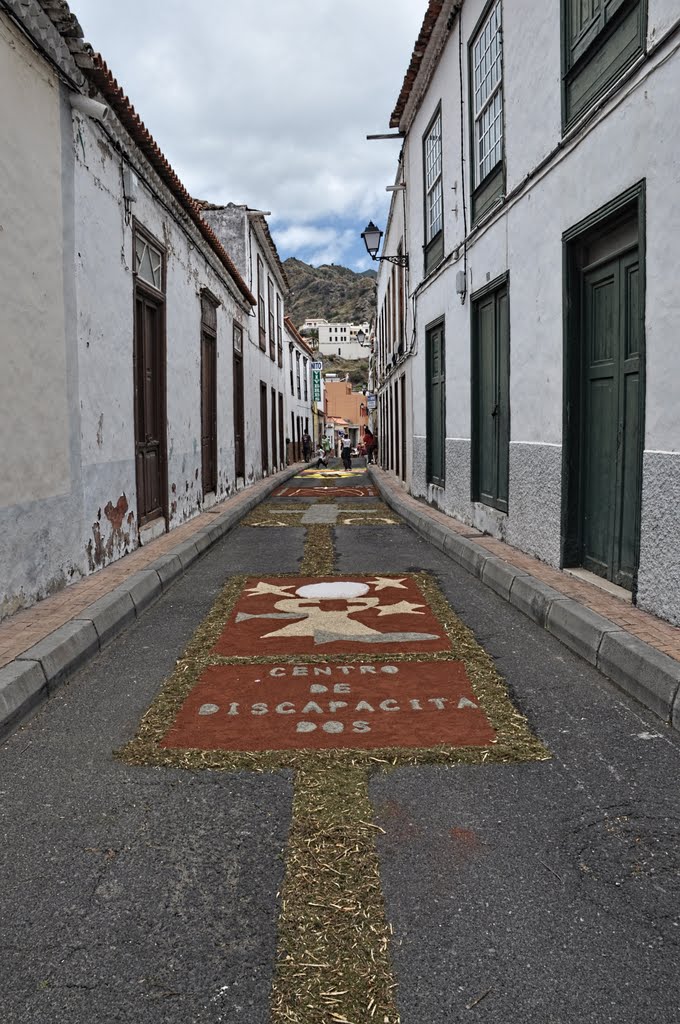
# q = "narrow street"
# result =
<box><xmin>2</xmin><ymin>459</ymin><xmax>679</xmax><ymax>1024</ymax></box>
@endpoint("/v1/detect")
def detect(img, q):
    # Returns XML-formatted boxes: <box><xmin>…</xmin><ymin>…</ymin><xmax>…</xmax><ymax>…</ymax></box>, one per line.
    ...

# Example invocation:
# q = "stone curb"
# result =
<box><xmin>368</xmin><ymin>468</ymin><xmax>680</xmax><ymax>731</ymax></box>
<box><xmin>0</xmin><ymin>660</ymin><xmax>47</xmax><ymax>741</ymax></box>
<box><xmin>0</xmin><ymin>466</ymin><xmax>300</xmax><ymax>740</ymax></box>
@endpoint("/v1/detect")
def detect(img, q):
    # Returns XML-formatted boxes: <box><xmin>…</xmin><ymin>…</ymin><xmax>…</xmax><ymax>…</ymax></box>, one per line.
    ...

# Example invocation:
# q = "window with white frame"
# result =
<box><xmin>471</xmin><ymin>1</ymin><xmax>504</xmax><ymax>221</ymax></box>
<box><xmin>423</xmin><ymin>107</ymin><xmax>443</xmax><ymax>274</ymax></box>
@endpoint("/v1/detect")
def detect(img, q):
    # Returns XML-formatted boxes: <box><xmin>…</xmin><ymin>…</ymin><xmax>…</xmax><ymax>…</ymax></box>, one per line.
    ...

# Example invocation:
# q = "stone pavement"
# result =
<box><xmin>1</xmin><ymin>457</ymin><xmax>679</xmax><ymax>738</ymax></box>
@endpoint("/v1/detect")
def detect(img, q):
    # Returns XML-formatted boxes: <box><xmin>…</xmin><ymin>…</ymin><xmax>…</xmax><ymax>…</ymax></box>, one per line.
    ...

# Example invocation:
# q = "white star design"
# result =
<box><xmin>375</xmin><ymin>601</ymin><xmax>425</xmax><ymax>617</ymax></box>
<box><xmin>244</xmin><ymin>581</ymin><xmax>297</xmax><ymax>598</ymax></box>
<box><xmin>368</xmin><ymin>576</ymin><xmax>409</xmax><ymax>591</ymax></box>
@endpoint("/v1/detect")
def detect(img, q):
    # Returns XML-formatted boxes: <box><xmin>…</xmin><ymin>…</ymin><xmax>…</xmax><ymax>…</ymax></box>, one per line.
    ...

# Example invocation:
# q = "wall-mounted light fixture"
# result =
<box><xmin>361</xmin><ymin>221</ymin><xmax>409</xmax><ymax>268</ymax></box>
<box><xmin>122</xmin><ymin>165</ymin><xmax>138</xmax><ymax>225</ymax></box>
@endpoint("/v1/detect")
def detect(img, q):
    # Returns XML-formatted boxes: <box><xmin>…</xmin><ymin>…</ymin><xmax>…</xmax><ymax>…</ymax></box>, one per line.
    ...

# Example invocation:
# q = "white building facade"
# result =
<box><xmin>198</xmin><ymin>204</ymin><xmax>292</xmax><ymax>483</ymax></box>
<box><xmin>0</xmin><ymin>0</ymin><xmax>290</xmax><ymax>620</ymax></box>
<box><xmin>317</xmin><ymin>321</ymin><xmax>371</xmax><ymax>360</ymax></box>
<box><xmin>375</xmin><ymin>0</ymin><xmax>680</xmax><ymax>624</ymax></box>
<box><xmin>284</xmin><ymin>318</ymin><xmax>317</xmax><ymax>454</ymax></box>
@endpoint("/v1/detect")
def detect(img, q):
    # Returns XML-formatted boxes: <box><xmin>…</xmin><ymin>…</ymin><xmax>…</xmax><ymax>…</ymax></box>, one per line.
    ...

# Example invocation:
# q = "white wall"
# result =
<box><xmin>0</xmin><ymin>16</ymin><xmax>84</xmax><ymax>617</ymax></box>
<box><xmin>73</xmin><ymin>111</ymin><xmax>254</xmax><ymax>573</ymax></box>
<box><xmin>385</xmin><ymin>0</ymin><xmax>680</xmax><ymax>621</ymax></box>
<box><xmin>0</xmin><ymin>15</ymin><xmax>71</xmax><ymax>508</ymax></box>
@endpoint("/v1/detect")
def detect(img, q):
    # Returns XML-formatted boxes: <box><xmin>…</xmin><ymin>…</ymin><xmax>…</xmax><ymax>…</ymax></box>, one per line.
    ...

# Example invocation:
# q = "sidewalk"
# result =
<box><xmin>369</xmin><ymin>466</ymin><xmax>680</xmax><ymax>733</ymax></box>
<box><xmin>0</xmin><ymin>464</ymin><xmax>302</xmax><ymax>739</ymax></box>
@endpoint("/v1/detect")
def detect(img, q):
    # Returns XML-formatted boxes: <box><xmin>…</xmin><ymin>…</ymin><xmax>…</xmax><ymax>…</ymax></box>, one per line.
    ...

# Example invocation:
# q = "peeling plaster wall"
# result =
<box><xmin>0</xmin><ymin>16</ymin><xmax>83</xmax><ymax>619</ymax></box>
<box><xmin>74</xmin><ymin>113</ymin><xmax>137</xmax><ymax>569</ymax></box>
<box><xmin>386</xmin><ymin>0</ymin><xmax>680</xmax><ymax>621</ymax></box>
<box><xmin>73</xmin><ymin>111</ymin><xmax>250</xmax><ymax>562</ymax></box>
<box><xmin>1</xmin><ymin>15</ymin><xmax>269</xmax><ymax>619</ymax></box>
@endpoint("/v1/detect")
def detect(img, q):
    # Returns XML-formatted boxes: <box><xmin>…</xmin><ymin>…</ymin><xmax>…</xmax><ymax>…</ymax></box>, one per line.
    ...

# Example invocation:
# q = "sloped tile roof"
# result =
<box><xmin>87</xmin><ymin>57</ymin><xmax>255</xmax><ymax>306</ymax></box>
<box><xmin>20</xmin><ymin>1</ymin><xmax>255</xmax><ymax>306</ymax></box>
<box><xmin>390</xmin><ymin>0</ymin><xmax>446</xmax><ymax>129</ymax></box>
<box><xmin>4</xmin><ymin>0</ymin><xmax>86</xmax><ymax>84</ymax></box>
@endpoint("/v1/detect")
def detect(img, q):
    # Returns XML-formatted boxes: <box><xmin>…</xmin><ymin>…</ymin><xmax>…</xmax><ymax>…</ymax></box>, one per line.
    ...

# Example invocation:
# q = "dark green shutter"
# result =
<box><xmin>563</xmin><ymin>0</ymin><xmax>646</xmax><ymax>127</ymax></box>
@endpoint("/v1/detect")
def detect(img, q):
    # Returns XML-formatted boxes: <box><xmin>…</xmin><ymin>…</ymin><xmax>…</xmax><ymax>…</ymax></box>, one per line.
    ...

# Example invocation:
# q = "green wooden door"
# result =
<box><xmin>582</xmin><ymin>248</ymin><xmax>641</xmax><ymax>588</ymax></box>
<box><xmin>474</xmin><ymin>283</ymin><xmax>509</xmax><ymax>512</ymax></box>
<box><xmin>426</xmin><ymin>324</ymin><xmax>445</xmax><ymax>486</ymax></box>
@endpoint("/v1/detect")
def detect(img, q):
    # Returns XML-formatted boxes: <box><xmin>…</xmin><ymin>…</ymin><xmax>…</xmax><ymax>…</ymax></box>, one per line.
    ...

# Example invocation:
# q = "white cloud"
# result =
<box><xmin>270</xmin><ymin>225</ymin><xmax>358</xmax><ymax>268</ymax></box>
<box><xmin>72</xmin><ymin>0</ymin><xmax>423</xmax><ymax>265</ymax></box>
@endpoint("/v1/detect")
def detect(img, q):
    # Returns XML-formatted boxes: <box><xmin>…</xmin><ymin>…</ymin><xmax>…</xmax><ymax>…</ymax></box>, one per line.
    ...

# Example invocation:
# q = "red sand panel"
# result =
<box><xmin>161</xmin><ymin>661</ymin><xmax>496</xmax><ymax>751</ymax></box>
<box><xmin>272</xmin><ymin>486</ymin><xmax>376</xmax><ymax>498</ymax></box>
<box><xmin>212</xmin><ymin>575</ymin><xmax>452</xmax><ymax>657</ymax></box>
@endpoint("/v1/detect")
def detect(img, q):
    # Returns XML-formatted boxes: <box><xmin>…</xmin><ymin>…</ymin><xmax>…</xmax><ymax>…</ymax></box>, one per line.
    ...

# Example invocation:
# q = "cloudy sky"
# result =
<box><xmin>72</xmin><ymin>0</ymin><xmax>423</xmax><ymax>270</ymax></box>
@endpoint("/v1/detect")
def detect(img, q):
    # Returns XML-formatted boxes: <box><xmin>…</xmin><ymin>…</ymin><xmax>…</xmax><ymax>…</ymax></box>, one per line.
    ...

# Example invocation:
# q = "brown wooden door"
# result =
<box><xmin>400</xmin><ymin>374</ymin><xmax>407</xmax><ymax>480</ymax></box>
<box><xmin>394</xmin><ymin>380</ymin><xmax>400</xmax><ymax>477</ymax></box>
<box><xmin>134</xmin><ymin>292</ymin><xmax>164</xmax><ymax>524</ymax></box>
<box><xmin>260</xmin><ymin>383</ymin><xmax>268</xmax><ymax>473</ymax></box>
<box><xmin>278</xmin><ymin>393</ymin><xmax>285</xmax><ymax>469</ymax></box>
<box><xmin>201</xmin><ymin>329</ymin><xmax>217</xmax><ymax>494</ymax></box>
<box><xmin>271</xmin><ymin>387</ymin><xmax>278</xmax><ymax>469</ymax></box>
<box><xmin>233</xmin><ymin>353</ymin><xmax>245</xmax><ymax>478</ymax></box>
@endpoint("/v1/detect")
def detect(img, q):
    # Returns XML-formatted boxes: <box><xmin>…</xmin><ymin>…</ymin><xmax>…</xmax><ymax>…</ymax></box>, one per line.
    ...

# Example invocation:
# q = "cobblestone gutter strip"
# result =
<box><xmin>0</xmin><ymin>467</ymin><xmax>301</xmax><ymax>741</ymax></box>
<box><xmin>368</xmin><ymin>469</ymin><xmax>680</xmax><ymax>731</ymax></box>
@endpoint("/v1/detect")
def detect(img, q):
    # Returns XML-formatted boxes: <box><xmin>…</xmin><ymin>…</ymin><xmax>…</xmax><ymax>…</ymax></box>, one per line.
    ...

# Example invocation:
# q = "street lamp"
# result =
<box><xmin>356</xmin><ymin>329</ymin><xmax>365</xmax><ymax>345</ymax></box>
<box><xmin>361</xmin><ymin>221</ymin><xmax>409</xmax><ymax>268</ymax></box>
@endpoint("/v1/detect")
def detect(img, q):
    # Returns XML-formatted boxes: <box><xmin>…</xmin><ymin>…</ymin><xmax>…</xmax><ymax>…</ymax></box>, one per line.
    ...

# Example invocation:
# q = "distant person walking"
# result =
<box><xmin>341</xmin><ymin>436</ymin><xmax>352</xmax><ymax>470</ymax></box>
<box><xmin>363</xmin><ymin>427</ymin><xmax>376</xmax><ymax>464</ymax></box>
<box><xmin>302</xmin><ymin>431</ymin><xmax>312</xmax><ymax>461</ymax></box>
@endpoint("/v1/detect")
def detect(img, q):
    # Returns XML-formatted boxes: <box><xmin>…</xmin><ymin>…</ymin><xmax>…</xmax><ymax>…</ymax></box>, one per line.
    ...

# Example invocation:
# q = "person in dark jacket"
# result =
<box><xmin>341</xmin><ymin>436</ymin><xmax>352</xmax><ymax>470</ymax></box>
<box><xmin>363</xmin><ymin>427</ymin><xmax>376</xmax><ymax>464</ymax></box>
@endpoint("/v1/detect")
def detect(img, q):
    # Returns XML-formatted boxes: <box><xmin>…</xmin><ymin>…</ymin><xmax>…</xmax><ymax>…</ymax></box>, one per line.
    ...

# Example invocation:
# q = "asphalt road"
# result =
<box><xmin>2</xmin><ymin>486</ymin><xmax>679</xmax><ymax>1023</ymax></box>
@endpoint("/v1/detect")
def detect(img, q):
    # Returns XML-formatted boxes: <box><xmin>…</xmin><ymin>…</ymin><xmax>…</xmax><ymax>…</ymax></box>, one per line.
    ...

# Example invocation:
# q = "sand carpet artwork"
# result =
<box><xmin>161</xmin><ymin>660</ymin><xmax>496</xmax><ymax>752</ymax></box>
<box><xmin>336</xmin><ymin>506</ymin><xmax>399</xmax><ymax>525</ymax></box>
<box><xmin>120</xmin><ymin>566</ymin><xmax>548</xmax><ymax>770</ymax></box>
<box><xmin>273</xmin><ymin>484</ymin><xmax>377</xmax><ymax>498</ymax></box>
<box><xmin>212</xmin><ymin>575</ymin><xmax>451</xmax><ymax>657</ymax></box>
<box><xmin>118</xmin><ymin>504</ymin><xmax>550</xmax><ymax>1024</ymax></box>
<box><xmin>296</xmin><ymin>468</ymin><xmax>367</xmax><ymax>479</ymax></box>
<box><xmin>241</xmin><ymin>501</ymin><xmax>399</xmax><ymax>528</ymax></box>
<box><xmin>241</xmin><ymin>504</ymin><xmax>307</xmax><ymax>527</ymax></box>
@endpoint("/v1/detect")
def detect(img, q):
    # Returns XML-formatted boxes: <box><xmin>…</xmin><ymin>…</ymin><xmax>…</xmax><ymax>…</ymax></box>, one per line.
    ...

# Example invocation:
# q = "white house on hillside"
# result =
<box><xmin>317</xmin><ymin>322</ymin><xmax>371</xmax><ymax>360</ymax></box>
<box><xmin>374</xmin><ymin>0</ymin><xmax>680</xmax><ymax>625</ymax></box>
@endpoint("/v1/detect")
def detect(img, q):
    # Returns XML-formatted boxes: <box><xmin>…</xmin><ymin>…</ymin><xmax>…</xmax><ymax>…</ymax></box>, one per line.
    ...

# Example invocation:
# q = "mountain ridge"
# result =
<box><xmin>283</xmin><ymin>257</ymin><xmax>377</xmax><ymax>328</ymax></box>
